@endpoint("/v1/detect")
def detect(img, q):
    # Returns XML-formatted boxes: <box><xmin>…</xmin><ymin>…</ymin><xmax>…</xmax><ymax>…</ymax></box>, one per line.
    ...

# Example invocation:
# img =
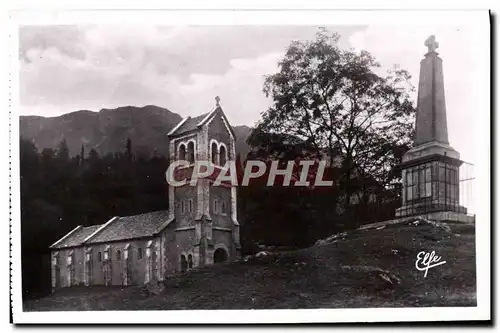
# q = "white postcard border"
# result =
<box><xmin>8</xmin><ymin>8</ymin><xmax>490</xmax><ymax>324</ymax></box>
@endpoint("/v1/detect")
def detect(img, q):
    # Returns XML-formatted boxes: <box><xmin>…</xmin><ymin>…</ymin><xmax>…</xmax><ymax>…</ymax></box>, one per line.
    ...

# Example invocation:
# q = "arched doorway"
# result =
<box><xmin>53</xmin><ymin>255</ymin><xmax>61</xmax><ymax>289</ymax></box>
<box><xmin>213</xmin><ymin>248</ymin><xmax>228</xmax><ymax>263</ymax></box>
<box><xmin>181</xmin><ymin>255</ymin><xmax>188</xmax><ymax>273</ymax></box>
<box><xmin>84</xmin><ymin>250</ymin><xmax>93</xmax><ymax>285</ymax></box>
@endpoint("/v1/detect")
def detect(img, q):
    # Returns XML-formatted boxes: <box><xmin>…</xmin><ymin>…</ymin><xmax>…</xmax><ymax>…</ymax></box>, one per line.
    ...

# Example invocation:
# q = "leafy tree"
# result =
<box><xmin>20</xmin><ymin>139</ymin><xmax>39</xmax><ymax>179</ymax></box>
<box><xmin>254</xmin><ymin>28</ymin><xmax>415</xmax><ymax>209</ymax></box>
<box><xmin>88</xmin><ymin>148</ymin><xmax>100</xmax><ymax>163</ymax></box>
<box><xmin>41</xmin><ymin>148</ymin><xmax>55</xmax><ymax>164</ymax></box>
<box><xmin>55</xmin><ymin>138</ymin><xmax>70</xmax><ymax>163</ymax></box>
<box><xmin>80</xmin><ymin>144</ymin><xmax>85</xmax><ymax>164</ymax></box>
<box><xmin>126</xmin><ymin>138</ymin><xmax>133</xmax><ymax>161</ymax></box>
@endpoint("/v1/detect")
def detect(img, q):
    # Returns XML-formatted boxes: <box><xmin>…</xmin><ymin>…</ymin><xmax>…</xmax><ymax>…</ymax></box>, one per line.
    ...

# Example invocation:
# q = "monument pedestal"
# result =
<box><xmin>396</xmin><ymin>142</ymin><xmax>468</xmax><ymax>219</ymax></box>
<box><xmin>395</xmin><ymin>148</ymin><xmax>469</xmax><ymax>220</ymax></box>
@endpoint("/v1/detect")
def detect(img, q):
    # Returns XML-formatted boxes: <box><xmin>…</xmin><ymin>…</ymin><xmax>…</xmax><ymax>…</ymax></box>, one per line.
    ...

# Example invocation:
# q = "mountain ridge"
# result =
<box><xmin>20</xmin><ymin>105</ymin><xmax>253</xmax><ymax>159</ymax></box>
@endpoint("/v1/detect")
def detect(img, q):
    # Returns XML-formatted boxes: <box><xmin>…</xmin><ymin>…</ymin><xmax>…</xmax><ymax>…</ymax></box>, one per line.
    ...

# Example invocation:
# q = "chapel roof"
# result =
<box><xmin>51</xmin><ymin>224</ymin><xmax>103</xmax><ymax>249</ymax></box>
<box><xmin>50</xmin><ymin>210</ymin><xmax>171</xmax><ymax>249</ymax></box>
<box><xmin>171</xmin><ymin>112</ymin><xmax>211</xmax><ymax>137</ymax></box>
<box><xmin>85</xmin><ymin>210</ymin><xmax>170</xmax><ymax>244</ymax></box>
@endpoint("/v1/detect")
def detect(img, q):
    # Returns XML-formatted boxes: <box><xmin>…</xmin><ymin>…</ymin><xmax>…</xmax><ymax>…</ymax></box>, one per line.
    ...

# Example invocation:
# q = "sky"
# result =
<box><xmin>19</xmin><ymin>23</ymin><xmax>487</xmax><ymax>169</ymax></box>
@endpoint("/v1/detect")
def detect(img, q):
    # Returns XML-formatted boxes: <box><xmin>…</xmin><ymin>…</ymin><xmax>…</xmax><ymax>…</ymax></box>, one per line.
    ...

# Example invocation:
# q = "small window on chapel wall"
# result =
<box><xmin>138</xmin><ymin>248</ymin><xmax>143</xmax><ymax>259</ymax></box>
<box><xmin>116</xmin><ymin>250</ymin><xmax>121</xmax><ymax>261</ymax></box>
<box><xmin>213</xmin><ymin>199</ymin><xmax>218</xmax><ymax>214</ymax></box>
<box><xmin>98</xmin><ymin>252</ymin><xmax>102</xmax><ymax>262</ymax></box>
<box><xmin>221</xmin><ymin>201</ymin><xmax>227</xmax><ymax>215</ymax></box>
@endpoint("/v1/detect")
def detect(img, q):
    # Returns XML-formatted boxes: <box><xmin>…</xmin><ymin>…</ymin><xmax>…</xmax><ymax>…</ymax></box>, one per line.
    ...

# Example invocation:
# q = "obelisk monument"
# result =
<box><xmin>395</xmin><ymin>35</ymin><xmax>472</xmax><ymax>223</ymax></box>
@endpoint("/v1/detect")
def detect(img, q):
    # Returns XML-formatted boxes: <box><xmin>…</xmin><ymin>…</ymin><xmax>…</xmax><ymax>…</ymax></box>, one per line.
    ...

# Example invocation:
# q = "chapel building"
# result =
<box><xmin>49</xmin><ymin>98</ymin><xmax>241</xmax><ymax>289</ymax></box>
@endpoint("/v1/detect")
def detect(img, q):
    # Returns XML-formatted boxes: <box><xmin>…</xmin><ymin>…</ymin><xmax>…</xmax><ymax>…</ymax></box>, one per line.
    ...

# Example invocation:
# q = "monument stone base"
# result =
<box><xmin>359</xmin><ymin>211</ymin><xmax>475</xmax><ymax>232</ymax></box>
<box><xmin>395</xmin><ymin>200</ymin><xmax>468</xmax><ymax>218</ymax></box>
<box><xmin>394</xmin><ymin>208</ymin><xmax>474</xmax><ymax>224</ymax></box>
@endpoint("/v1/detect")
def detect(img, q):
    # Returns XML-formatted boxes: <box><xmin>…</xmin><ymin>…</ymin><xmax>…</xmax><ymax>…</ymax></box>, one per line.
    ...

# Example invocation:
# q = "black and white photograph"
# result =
<box><xmin>8</xmin><ymin>8</ymin><xmax>491</xmax><ymax>324</ymax></box>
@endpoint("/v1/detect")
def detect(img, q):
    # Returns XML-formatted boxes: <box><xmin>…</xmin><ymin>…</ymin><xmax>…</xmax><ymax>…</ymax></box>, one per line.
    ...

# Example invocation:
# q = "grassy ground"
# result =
<box><xmin>24</xmin><ymin>219</ymin><xmax>476</xmax><ymax>311</ymax></box>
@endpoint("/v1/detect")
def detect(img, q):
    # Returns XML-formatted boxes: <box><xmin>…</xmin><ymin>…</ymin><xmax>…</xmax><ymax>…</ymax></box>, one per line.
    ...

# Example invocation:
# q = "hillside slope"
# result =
<box><xmin>20</xmin><ymin>105</ymin><xmax>252</xmax><ymax>157</ymax></box>
<box><xmin>24</xmin><ymin>219</ymin><xmax>475</xmax><ymax>311</ymax></box>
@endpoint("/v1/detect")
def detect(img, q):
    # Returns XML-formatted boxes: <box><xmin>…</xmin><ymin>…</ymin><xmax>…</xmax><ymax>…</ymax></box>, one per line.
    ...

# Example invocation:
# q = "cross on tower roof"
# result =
<box><xmin>215</xmin><ymin>96</ymin><xmax>220</xmax><ymax>106</ymax></box>
<box><xmin>425</xmin><ymin>35</ymin><xmax>439</xmax><ymax>53</ymax></box>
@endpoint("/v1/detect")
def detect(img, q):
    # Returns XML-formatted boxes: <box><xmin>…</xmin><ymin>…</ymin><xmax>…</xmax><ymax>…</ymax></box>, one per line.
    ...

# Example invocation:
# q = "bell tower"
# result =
<box><xmin>395</xmin><ymin>35</ymin><xmax>472</xmax><ymax>222</ymax></box>
<box><xmin>167</xmin><ymin>97</ymin><xmax>241</xmax><ymax>273</ymax></box>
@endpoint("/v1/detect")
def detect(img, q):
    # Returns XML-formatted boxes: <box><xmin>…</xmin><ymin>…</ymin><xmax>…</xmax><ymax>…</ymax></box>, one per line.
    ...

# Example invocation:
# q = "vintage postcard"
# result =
<box><xmin>8</xmin><ymin>8</ymin><xmax>491</xmax><ymax>324</ymax></box>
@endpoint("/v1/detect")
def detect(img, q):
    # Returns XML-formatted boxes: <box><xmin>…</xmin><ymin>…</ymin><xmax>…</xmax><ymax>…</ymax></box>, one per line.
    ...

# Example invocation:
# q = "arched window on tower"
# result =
<box><xmin>178</xmin><ymin>144</ymin><xmax>186</xmax><ymax>161</ymax></box>
<box><xmin>187</xmin><ymin>141</ymin><xmax>195</xmax><ymax>163</ymax></box>
<box><xmin>211</xmin><ymin>142</ymin><xmax>218</xmax><ymax>165</ymax></box>
<box><xmin>187</xmin><ymin>254</ymin><xmax>193</xmax><ymax>269</ymax></box>
<box><xmin>219</xmin><ymin>145</ymin><xmax>227</xmax><ymax>167</ymax></box>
